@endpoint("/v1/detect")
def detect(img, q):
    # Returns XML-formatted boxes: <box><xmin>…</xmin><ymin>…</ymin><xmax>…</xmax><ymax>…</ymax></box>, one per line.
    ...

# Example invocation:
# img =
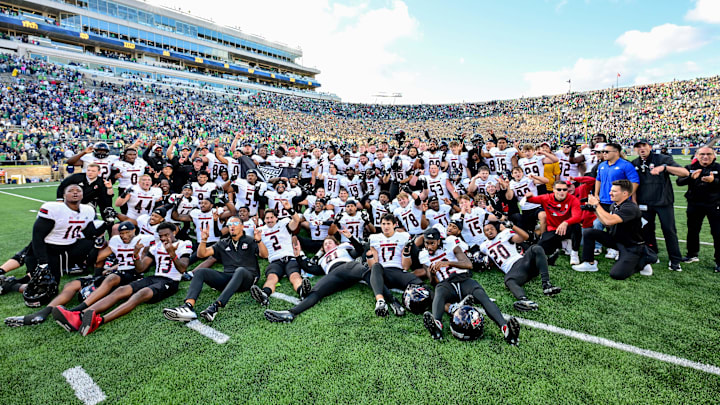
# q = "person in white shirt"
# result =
<box><xmin>467</xmin><ymin>166</ymin><xmax>499</xmax><ymax>196</ymax></box>
<box><xmin>191</xmin><ymin>171</ymin><xmax>218</xmax><ymax>202</ymax></box>
<box><xmin>66</xmin><ymin>142</ymin><xmax>119</xmax><ymax>181</ymax></box>
<box><xmin>299</xmin><ymin>198</ymin><xmax>335</xmax><ymax>252</ymax></box>
<box><xmin>340</xmin><ymin>167</ymin><xmax>364</xmax><ymax>199</ymax></box>
<box><xmin>424</xmin><ymin>196</ymin><xmax>454</xmax><ymax>229</ymax></box>
<box><xmin>555</xmin><ymin>141</ymin><xmax>585</xmax><ymax>182</ymax></box>
<box><xmin>393</xmin><ymin>191</ymin><xmax>427</xmax><ymax>236</ymax></box>
<box><xmin>250</xmin><ymin>200</ymin><xmax>312</xmax><ymax>306</ymax></box>
<box><xmin>480</xmin><ymin>222</ymin><xmax>561</xmax><ymax>312</ymax></box>
<box><xmin>112</xmin><ymin>148</ymin><xmax>147</xmax><ymax>195</ymax></box>
<box><xmin>506</xmin><ymin>167</ymin><xmax>548</xmax><ymax>234</ymax></box>
<box><xmin>518</xmin><ymin>144</ymin><xmax>558</xmax><ymax>189</ymax></box>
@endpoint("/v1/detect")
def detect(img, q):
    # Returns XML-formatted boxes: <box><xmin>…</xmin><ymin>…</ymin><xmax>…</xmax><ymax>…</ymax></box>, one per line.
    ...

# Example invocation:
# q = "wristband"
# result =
<box><xmin>287</xmin><ymin>208</ymin><xmax>295</xmax><ymax>215</ymax></box>
<box><xmin>254</xmin><ymin>239</ymin><xmax>262</xmax><ymax>243</ymax></box>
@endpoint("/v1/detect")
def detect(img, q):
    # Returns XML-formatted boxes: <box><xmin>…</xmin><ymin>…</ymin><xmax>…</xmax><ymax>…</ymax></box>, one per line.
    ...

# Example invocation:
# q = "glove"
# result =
<box><xmin>360</xmin><ymin>210</ymin><xmax>370</xmax><ymax>223</ymax></box>
<box><xmin>32</xmin><ymin>263</ymin><xmax>49</xmax><ymax>278</ymax></box>
<box><xmin>102</xmin><ymin>207</ymin><xmax>118</xmax><ymax>222</ymax></box>
<box><xmin>503</xmin><ymin>220</ymin><xmax>514</xmax><ymax>229</ymax></box>
<box><xmin>94</xmin><ymin>235</ymin><xmax>106</xmax><ymax>249</ymax></box>
<box><xmin>230</xmin><ymin>174</ymin><xmax>238</xmax><ymax>181</ymax></box>
<box><xmin>119</xmin><ymin>188</ymin><xmax>132</xmax><ymax>199</ymax></box>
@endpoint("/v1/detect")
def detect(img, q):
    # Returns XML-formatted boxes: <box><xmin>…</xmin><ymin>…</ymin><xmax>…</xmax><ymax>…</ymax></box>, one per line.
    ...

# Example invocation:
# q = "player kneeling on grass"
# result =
<box><xmin>414</xmin><ymin>227</ymin><xmax>520</xmax><ymax>344</ymax></box>
<box><xmin>264</xmin><ymin>230</ymin><xmax>397</xmax><ymax>322</ymax></box>
<box><xmin>250</xmin><ymin>202</ymin><xmax>311</xmax><ymax>306</ymax></box>
<box><xmin>52</xmin><ymin>222</ymin><xmax>192</xmax><ymax>336</ymax></box>
<box><xmin>5</xmin><ymin>222</ymin><xmax>150</xmax><ymax>327</ymax></box>
<box><xmin>479</xmin><ymin>221</ymin><xmax>561</xmax><ymax>312</ymax></box>
<box><xmin>163</xmin><ymin>217</ymin><xmax>260</xmax><ymax>322</ymax></box>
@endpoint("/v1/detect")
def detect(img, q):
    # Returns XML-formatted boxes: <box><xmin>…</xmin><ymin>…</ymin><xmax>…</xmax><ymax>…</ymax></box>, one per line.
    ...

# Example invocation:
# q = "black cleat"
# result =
<box><xmin>503</xmin><ymin>317</ymin><xmax>520</xmax><ymax>346</ymax></box>
<box><xmin>423</xmin><ymin>311</ymin><xmax>443</xmax><ymax>340</ymax></box>
<box><xmin>5</xmin><ymin>315</ymin><xmax>45</xmax><ymax>327</ymax></box>
<box><xmin>547</xmin><ymin>250</ymin><xmax>560</xmax><ymax>266</ymax></box>
<box><xmin>199</xmin><ymin>302</ymin><xmax>219</xmax><ymax>322</ymax></box>
<box><xmin>513</xmin><ymin>298</ymin><xmax>538</xmax><ymax>311</ymax></box>
<box><xmin>250</xmin><ymin>285</ymin><xmax>270</xmax><ymax>306</ymax></box>
<box><xmin>389</xmin><ymin>300</ymin><xmax>406</xmax><ymax>317</ymax></box>
<box><xmin>542</xmin><ymin>283</ymin><xmax>562</xmax><ymax>296</ymax></box>
<box><xmin>375</xmin><ymin>299</ymin><xmax>388</xmax><ymax>317</ymax></box>
<box><xmin>181</xmin><ymin>271</ymin><xmax>194</xmax><ymax>282</ymax></box>
<box><xmin>299</xmin><ymin>278</ymin><xmax>312</xmax><ymax>299</ymax></box>
<box><xmin>0</xmin><ymin>276</ymin><xmax>19</xmax><ymax>295</ymax></box>
<box><xmin>264</xmin><ymin>309</ymin><xmax>295</xmax><ymax>323</ymax></box>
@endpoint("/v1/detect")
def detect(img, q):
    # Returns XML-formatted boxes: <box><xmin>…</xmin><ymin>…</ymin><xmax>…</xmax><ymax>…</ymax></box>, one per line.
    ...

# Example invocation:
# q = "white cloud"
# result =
<box><xmin>523</xmin><ymin>23</ymin><xmax>709</xmax><ymax>96</ymax></box>
<box><xmin>459</xmin><ymin>57</ymin><xmax>465</xmax><ymax>64</ymax></box>
<box><xmin>148</xmin><ymin>0</ymin><xmax>420</xmax><ymax>103</ymax></box>
<box><xmin>686</xmin><ymin>0</ymin><xmax>720</xmax><ymax>24</ymax></box>
<box><xmin>616</xmin><ymin>23</ymin><xmax>706</xmax><ymax>61</ymax></box>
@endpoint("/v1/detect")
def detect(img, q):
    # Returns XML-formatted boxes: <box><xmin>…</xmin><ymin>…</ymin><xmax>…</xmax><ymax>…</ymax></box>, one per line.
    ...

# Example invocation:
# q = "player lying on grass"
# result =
<box><xmin>5</xmin><ymin>222</ymin><xmax>152</xmax><ymax>327</ymax></box>
<box><xmin>264</xmin><ymin>230</ymin><xmax>400</xmax><ymax>322</ymax></box>
<box><xmin>163</xmin><ymin>216</ymin><xmax>260</xmax><ymax>323</ymax></box>
<box><xmin>250</xmin><ymin>201</ymin><xmax>312</xmax><ymax>307</ymax></box>
<box><xmin>412</xmin><ymin>227</ymin><xmax>520</xmax><ymax>344</ymax></box>
<box><xmin>52</xmin><ymin>222</ymin><xmax>191</xmax><ymax>336</ymax></box>
<box><xmin>479</xmin><ymin>221</ymin><xmax>561</xmax><ymax>311</ymax></box>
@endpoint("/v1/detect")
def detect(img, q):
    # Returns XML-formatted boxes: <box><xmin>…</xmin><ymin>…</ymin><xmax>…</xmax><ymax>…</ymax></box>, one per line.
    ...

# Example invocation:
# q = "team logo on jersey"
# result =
<box><xmin>242</xmin><ymin>243</ymin><xmax>248</xmax><ymax>250</ymax></box>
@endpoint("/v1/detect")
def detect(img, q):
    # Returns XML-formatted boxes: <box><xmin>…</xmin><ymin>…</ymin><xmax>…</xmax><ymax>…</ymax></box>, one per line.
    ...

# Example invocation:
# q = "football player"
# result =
<box><xmin>66</xmin><ymin>142</ymin><xmax>119</xmax><ymax>181</ymax></box>
<box><xmin>411</xmin><ymin>228</ymin><xmax>520</xmax><ymax>344</ymax></box>
<box><xmin>250</xmin><ymin>201</ymin><xmax>311</xmax><ymax>306</ymax></box>
<box><xmin>114</xmin><ymin>174</ymin><xmax>163</xmax><ymax>220</ymax></box>
<box><xmin>299</xmin><ymin>198</ymin><xmax>335</xmax><ymax>252</ymax></box>
<box><xmin>479</xmin><ymin>222</ymin><xmax>561</xmax><ymax>311</ymax></box>
<box><xmin>191</xmin><ymin>170</ymin><xmax>218</xmax><ymax>202</ymax></box>
<box><xmin>393</xmin><ymin>191</ymin><xmax>427</xmax><ymax>236</ymax></box>
<box><xmin>52</xmin><ymin>222</ymin><xmax>192</xmax><ymax>336</ymax></box>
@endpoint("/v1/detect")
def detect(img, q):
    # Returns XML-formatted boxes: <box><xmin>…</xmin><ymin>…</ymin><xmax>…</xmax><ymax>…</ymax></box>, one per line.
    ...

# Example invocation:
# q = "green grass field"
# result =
<box><xmin>0</xmin><ymin>155</ymin><xmax>719</xmax><ymax>404</ymax></box>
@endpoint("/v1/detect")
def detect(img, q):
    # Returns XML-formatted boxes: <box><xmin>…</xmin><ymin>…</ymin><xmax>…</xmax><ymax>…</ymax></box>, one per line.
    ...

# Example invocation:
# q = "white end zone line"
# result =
<box><xmin>0</xmin><ymin>184</ymin><xmax>57</xmax><ymax>190</ymax></box>
<box><xmin>270</xmin><ymin>292</ymin><xmax>720</xmax><ymax>376</ymax></box>
<box><xmin>62</xmin><ymin>366</ymin><xmax>107</xmax><ymax>405</ymax></box>
<box><xmin>185</xmin><ymin>320</ymin><xmax>229</xmax><ymax>344</ymax></box>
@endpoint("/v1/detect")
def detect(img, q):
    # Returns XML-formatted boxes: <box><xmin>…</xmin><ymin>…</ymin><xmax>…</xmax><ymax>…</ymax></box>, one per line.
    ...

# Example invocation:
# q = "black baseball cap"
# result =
<box><xmin>428</xmin><ymin>196</ymin><xmax>439</xmax><ymax>203</ymax></box>
<box><xmin>634</xmin><ymin>138</ymin><xmax>651</xmax><ymax>147</ymax></box>
<box><xmin>449</xmin><ymin>218</ymin><xmax>463</xmax><ymax>231</ymax></box>
<box><xmin>424</xmin><ymin>227</ymin><xmax>442</xmax><ymax>241</ymax></box>
<box><xmin>152</xmin><ymin>207</ymin><xmax>167</xmax><ymax>217</ymax></box>
<box><xmin>117</xmin><ymin>221</ymin><xmax>135</xmax><ymax>232</ymax></box>
<box><xmin>193</xmin><ymin>157</ymin><xmax>203</xmax><ymax>162</ymax></box>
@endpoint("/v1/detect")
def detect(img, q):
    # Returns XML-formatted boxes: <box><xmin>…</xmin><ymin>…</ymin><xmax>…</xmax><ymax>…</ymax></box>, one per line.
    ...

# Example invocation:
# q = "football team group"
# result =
<box><xmin>1</xmin><ymin>128</ymin><xmax>716</xmax><ymax>344</ymax></box>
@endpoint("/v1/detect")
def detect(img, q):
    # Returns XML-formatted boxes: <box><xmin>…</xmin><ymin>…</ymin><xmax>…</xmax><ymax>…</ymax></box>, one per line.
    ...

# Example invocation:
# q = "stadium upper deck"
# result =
<box><xmin>0</xmin><ymin>0</ymin><xmax>337</xmax><ymax>100</ymax></box>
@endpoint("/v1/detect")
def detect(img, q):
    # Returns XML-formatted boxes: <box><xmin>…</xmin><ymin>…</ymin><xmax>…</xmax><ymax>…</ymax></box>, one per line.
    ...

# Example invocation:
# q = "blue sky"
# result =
<box><xmin>150</xmin><ymin>0</ymin><xmax>720</xmax><ymax>103</ymax></box>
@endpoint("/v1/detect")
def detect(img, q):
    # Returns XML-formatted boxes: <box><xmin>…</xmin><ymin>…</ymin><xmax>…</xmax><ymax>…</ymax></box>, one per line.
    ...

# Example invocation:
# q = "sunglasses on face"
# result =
<box><xmin>601</xmin><ymin>150</ymin><xmax>614</xmax><ymax>154</ymax></box>
<box><xmin>555</xmin><ymin>188</ymin><xmax>568</xmax><ymax>191</ymax></box>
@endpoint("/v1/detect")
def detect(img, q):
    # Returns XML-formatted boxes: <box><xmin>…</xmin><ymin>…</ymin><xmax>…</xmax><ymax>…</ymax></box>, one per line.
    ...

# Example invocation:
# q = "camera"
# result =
<box><xmin>394</xmin><ymin>129</ymin><xmax>406</xmax><ymax>145</ymax></box>
<box><xmin>579</xmin><ymin>197</ymin><xmax>596</xmax><ymax>212</ymax></box>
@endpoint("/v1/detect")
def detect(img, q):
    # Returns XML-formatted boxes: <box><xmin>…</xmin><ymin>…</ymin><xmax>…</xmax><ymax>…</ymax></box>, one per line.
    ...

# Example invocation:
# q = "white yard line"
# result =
<box><xmin>657</xmin><ymin>236</ymin><xmax>713</xmax><ymax>246</ymax></box>
<box><xmin>270</xmin><ymin>293</ymin><xmax>720</xmax><ymax>376</ymax></box>
<box><xmin>0</xmin><ymin>184</ymin><xmax>57</xmax><ymax>190</ymax></box>
<box><xmin>0</xmin><ymin>190</ymin><xmax>46</xmax><ymax>203</ymax></box>
<box><xmin>62</xmin><ymin>366</ymin><xmax>107</xmax><ymax>405</ymax></box>
<box><xmin>185</xmin><ymin>320</ymin><xmax>229</xmax><ymax>344</ymax></box>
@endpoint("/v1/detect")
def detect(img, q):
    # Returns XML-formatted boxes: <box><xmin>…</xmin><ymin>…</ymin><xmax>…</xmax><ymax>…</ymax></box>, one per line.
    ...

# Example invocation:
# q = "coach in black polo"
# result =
<box><xmin>163</xmin><ymin>216</ymin><xmax>260</xmax><ymax>322</ymax></box>
<box><xmin>632</xmin><ymin>139</ymin><xmax>689</xmax><ymax>271</ymax></box>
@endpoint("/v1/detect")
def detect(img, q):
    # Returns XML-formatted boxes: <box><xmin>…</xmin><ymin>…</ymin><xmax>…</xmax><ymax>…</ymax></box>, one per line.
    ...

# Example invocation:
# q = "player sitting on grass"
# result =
<box><xmin>413</xmin><ymin>227</ymin><xmax>520</xmax><ymax>344</ymax></box>
<box><xmin>250</xmin><ymin>201</ymin><xmax>311</xmax><ymax>306</ymax></box>
<box><xmin>52</xmin><ymin>222</ymin><xmax>191</xmax><ymax>336</ymax></box>
<box><xmin>163</xmin><ymin>216</ymin><xmax>260</xmax><ymax>323</ymax></box>
<box><xmin>5</xmin><ymin>222</ymin><xmax>152</xmax><ymax>327</ymax></box>
<box><xmin>479</xmin><ymin>221</ymin><xmax>561</xmax><ymax>312</ymax></box>
<box><xmin>264</xmin><ymin>230</ymin><xmax>397</xmax><ymax>323</ymax></box>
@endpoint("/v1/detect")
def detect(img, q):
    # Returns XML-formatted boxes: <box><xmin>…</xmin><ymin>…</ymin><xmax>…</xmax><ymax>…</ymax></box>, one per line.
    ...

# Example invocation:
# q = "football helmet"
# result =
<box><xmin>23</xmin><ymin>264</ymin><xmax>58</xmax><ymax>308</ymax></box>
<box><xmin>449</xmin><ymin>305</ymin><xmax>484</xmax><ymax>341</ymax></box>
<box><xmin>93</xmin><ymin>142</ymin><xmax>110</xmax><ymax>159</ymax></box>
<box><xmin>402</xmin><ymin>284</ymin><xmax>432</xmax><ymax>315</ymax></box>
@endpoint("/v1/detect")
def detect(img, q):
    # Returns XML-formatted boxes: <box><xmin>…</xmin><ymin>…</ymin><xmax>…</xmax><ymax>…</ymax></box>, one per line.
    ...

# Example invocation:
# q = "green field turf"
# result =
<box><xmin>1</xmin><ymin>156</ymin><xmax>719</xmax><ymax>404</ymax></box>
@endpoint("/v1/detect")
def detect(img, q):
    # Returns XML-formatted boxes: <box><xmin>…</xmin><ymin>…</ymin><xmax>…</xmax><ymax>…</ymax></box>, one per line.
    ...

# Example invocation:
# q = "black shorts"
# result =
<box><xmin>266</xmin><ymin>258</ymin><xmax>301</xmax><ymax>279</ymax></box>
<box><xmin>12</xmin><ymin>243</ymin><xmax>31</xmax><ymax>265</ymax></box>
<box><xmin>77</xmin><ymin>270</ymin><xmax>142</xmax><ymax>289</ymax></box>
<box><xmin>129</xmin><ymin>276</ymin><xmax>179</xmax><ymax>303</ymax></box>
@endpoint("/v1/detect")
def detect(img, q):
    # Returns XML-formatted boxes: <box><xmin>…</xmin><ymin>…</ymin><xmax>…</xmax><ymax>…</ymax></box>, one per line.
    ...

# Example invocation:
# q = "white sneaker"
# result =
<box><xmin>572</xmin><ymin>261</ymin><xmax>598</xmax><ymax>272</ymax></box>
<box><xmin>570</xmin><ymin>251</ymin><xmax>580</xmax><ymax>265</ymax></box>
<box><xmin>162</xmin><ymin>303</ymin><xmax>197</xmax><ymax>322</ymax></box>
<box><xmin>605</xmin><ymin>249</ymin><xmax>619</xmax><ymax>260</ymax></box>
<box><xmin>640</xmin><ymin>264</ymin><xmax>653</xmax><ymax>276</ymax></box>
<box><xmin>561</xmin><ymin>239</ymin><xmax>572</xmax><ymax>255</ymax></box>
<box><xmin>593</xmin><ymin>248</ymin><xmax>602</xmax><ymax>256</ymax></box>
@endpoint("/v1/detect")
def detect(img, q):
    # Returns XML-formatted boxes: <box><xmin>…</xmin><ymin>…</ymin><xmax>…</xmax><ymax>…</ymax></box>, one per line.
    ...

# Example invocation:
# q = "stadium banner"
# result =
<box><xmin>238</xmin><ymin>156</ymin><xmax>300</xmax><ymax>181</ymax></box>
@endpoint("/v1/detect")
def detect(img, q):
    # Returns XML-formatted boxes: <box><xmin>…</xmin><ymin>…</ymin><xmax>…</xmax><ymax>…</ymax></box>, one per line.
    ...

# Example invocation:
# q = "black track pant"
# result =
<box><xmin>642</xmin><ymin>205</ymin><xmax>682</xmax><ymax>265</ymax></box>
<box><xmin>289</xmin><ymin>261</ymin><xmax>392</xmax><ymax>316</ymax></box>
<box><xmin>371</xmin><ymin>263</ymin><xmax>423</xmax><ymax>291</ymax></box>
<box><xmin>519</xmin><ymin>207</ymin><xmax>540</xmax><ymax>235</ymax></box>
<box><xmin>538</xmin><ymin>223</ymin><xmax>581</xmax><ymax>254</ymax></box>
<box><xmin>25</xmin><ymin>239</ymin><xmax>95</xmax><ymax>281</ymax></box>
<box><xmin>581</xmin><ymin>229</ymin><xmax>648</xmax><ymax>280</ymax></box>
<box><xmin>504</xmin><ymin>245</ymin><xmax>550</xmax><ymax>299</ymax></box>
<box><xmin>185</xmin><ymin>267</ymin><xmax>257</xmax><ymax>306</ymax></box>
<box><xmin>431</xmin><ymin>275</ymin><xmax>505</xmax><ymax>328</ymax></box>
<box><xmin>685</xmin><ymin>203</ymin><xmax>720</xmax><ymax>264</ymax></box>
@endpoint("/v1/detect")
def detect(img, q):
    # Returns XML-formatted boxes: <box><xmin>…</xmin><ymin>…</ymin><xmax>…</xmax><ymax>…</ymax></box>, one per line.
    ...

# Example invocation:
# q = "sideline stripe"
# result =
<box><xmin>516</xmin><ymin>316</ymin><xmax>720</xmax><ymax>376</ymax></box>
<box><xmin>0</xmin><ymin>184</ymin><xmax>57</xmax><ymax>190</ymax></box>
<box><xmin>62</xmin><ymin>366</ymin><xmax>107</xmax><ymax>405</ymax></box>
<box><xmin>185</xmin><ymin>320</ymin><xmax>229</xmax><ymax>344</ymax></box>
<box><xmin>271</xmin><ymin>292</ymin><xmax>300</xmax><ymax>305</ymax></box>
<box><xmin>0</xmin><ymin>190</ymin><xmax>46</xmax><ymax>203</ymax></box>
<box><xmin>657</xmin><ymin>236</ymin><xmax>712</xmax><ymax>247</ymax></box>
<box><xmin>270</xmin><ymin>293</ymin><xmax>720</xmax><ymax>376</ymax></box>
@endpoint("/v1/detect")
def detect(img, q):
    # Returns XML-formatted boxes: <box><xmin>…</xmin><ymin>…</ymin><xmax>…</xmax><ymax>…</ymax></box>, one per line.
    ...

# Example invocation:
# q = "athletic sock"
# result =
<box><xmin>184</xmin><ymin>301</ymin><xmax>194</xmax><ymax>310</ymax></box>
<box><xmin>262</xmin><ymin>287</ymin><xmax>272</xmax><ymax>297</ymax></box>
<box><xmin>70</xmin><ymin>302</ymin><xmax>88</xmax><ymax>312</ymax></box>
<box><xmin>296</xmin><ymin>286</ymin><xmax>302</xmax><ymax>294</ymax></box>
<box><xmin>22</xmin><ymin>306</ymin><xmax>52</xmax><ymax>324</ymax></box>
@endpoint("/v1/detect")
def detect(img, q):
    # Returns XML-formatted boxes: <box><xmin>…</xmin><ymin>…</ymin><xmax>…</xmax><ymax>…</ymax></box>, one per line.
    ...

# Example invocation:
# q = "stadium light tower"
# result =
<box><xmin>372</xmin><ymin>92</ymin><xmax>403</xmax><ymax>105</ymax></box>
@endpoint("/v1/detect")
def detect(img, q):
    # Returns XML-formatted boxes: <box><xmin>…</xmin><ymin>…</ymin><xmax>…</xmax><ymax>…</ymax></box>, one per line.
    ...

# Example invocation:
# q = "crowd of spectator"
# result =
<box><xmin>1</xmin><ymin>53</ymin><xmax>719</xmax><ymax>169</ymax></box>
